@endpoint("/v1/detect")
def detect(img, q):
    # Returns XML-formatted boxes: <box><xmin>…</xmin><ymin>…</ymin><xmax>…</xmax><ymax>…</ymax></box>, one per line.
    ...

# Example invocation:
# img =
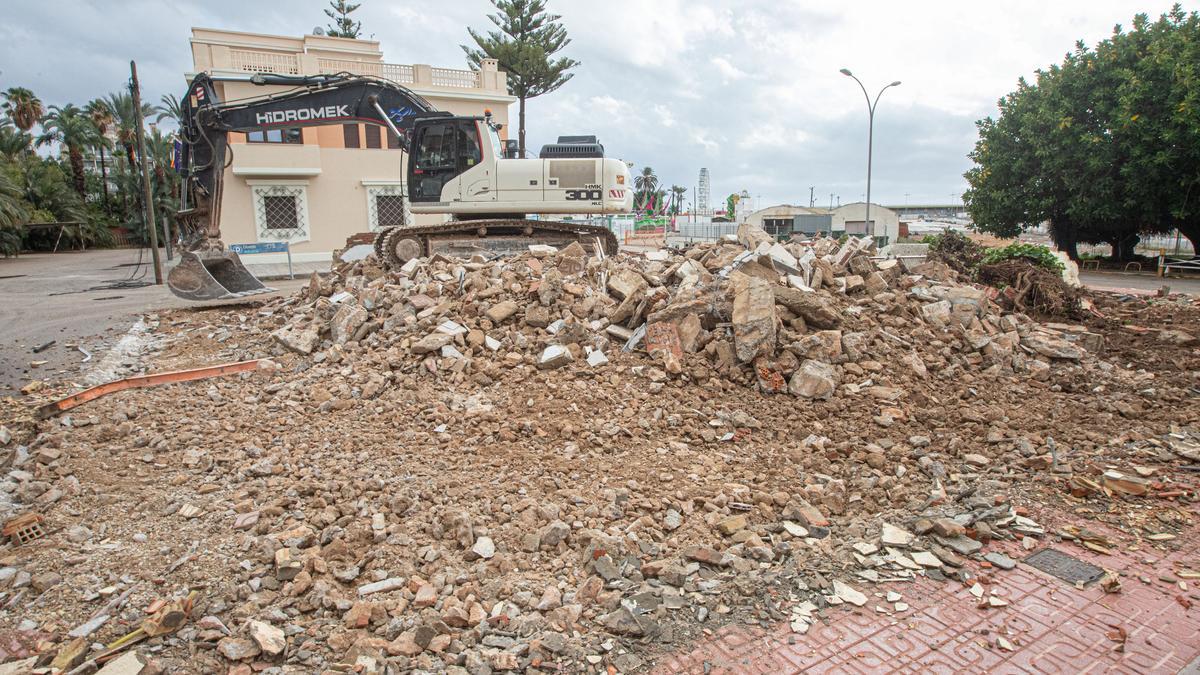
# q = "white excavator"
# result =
<box><xmin>168</xmin><ymin>72</ymin><xmax>633</xmax><ymax>301</ymax></box>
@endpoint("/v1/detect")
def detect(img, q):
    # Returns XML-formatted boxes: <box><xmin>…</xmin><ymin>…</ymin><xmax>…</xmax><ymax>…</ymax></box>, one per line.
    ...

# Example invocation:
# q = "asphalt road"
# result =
<box><xmin>0</xmin><ymin>248</ymin><xmax>307</xmax><ymax>398</ymax></box>
<box><xmin>1079</xmin><ymin>270</ymin><xmax>1200</xmax><ymax>295</ymax></box>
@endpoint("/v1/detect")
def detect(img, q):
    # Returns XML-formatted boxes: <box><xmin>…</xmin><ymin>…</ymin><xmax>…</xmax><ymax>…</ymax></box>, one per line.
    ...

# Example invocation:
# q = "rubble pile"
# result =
<box><xmin>0</xmin><ymin>225</ymin><xmax>1197</xmax><ymax>673</ymax></box>
<box><xmin>264</xmin><ymin>224</ymin><xmax>1104</xmax><ymax>401</ymax></box>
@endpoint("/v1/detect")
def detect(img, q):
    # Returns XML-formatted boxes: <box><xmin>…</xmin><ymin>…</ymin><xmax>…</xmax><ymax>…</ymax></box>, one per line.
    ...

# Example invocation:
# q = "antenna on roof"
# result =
<box><xmin>313</xmin><ymin>27</ymin><xmax>325</xmax><ymax>36</ymax></box>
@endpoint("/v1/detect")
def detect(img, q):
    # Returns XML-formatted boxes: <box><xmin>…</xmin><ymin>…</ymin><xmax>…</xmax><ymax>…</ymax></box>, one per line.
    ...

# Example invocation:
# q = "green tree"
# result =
<box><xmin>633</xmin><ymin>166</ymin><xmax>657</xmax><ymax>210</ymax></box>
<box><xmin>105</xmin><ymin>89</ymin><xmax>156</xmax><ymax>166</ymax></box>
<box><xmin>1111</xmin><ymin>8</ymin><xmax>1200</xmax><ymax>255</ymax></box>
<box><xmin>324</xmin><ymin>0</ymin><xmax>363</xmax><ymax>38</ymax></box>
<box><xmin>156</xmin><ymin>93</ymin><xmax>183</xmax><ymax>127</ymax></box>
<box><xmin>85</xmin><ymin>99</ymin><xmax>116</xmax><ymax>207</ymax></box>
<box><xmin>462</xmin><ymin>0</ymin><xmax>579</xmax><ymax>157</ymax></box>
<box><xmin>2</xmin><ymin>87</ymin><xmax>43</xmax><ymax>133</ymax></box>
<box><xmin>144</xmin><ymin>127</ymin><xmax>180</xmax><ymax>244</ymax></box>
<box><xmin>965</xmin><ymin>6</ymin><xmax>1200</xmax><ymax>258</ymax></box>
<box><xmin>0</xmin><ymin>120</ymin><xmax>33</xmax><ymax>160</ymax></box>
<box><xmin>670</xmin><ymin>185</ymin><xmax>687</xmax><ymax>215</ymax></box>
<box><xmin>36</xmin><ymin>104</ymin><xmax>102</xmax><ymax>199</ymax></box>
<box><xmin>0</xmin><ymin>166</ymin><xmax>28</xmax><ymax>256</ymax></box>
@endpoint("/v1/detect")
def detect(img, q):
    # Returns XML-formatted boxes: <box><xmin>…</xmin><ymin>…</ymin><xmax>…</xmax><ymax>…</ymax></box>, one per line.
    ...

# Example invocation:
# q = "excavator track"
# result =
<box><xmin>374</xmin><ymin>219</ymin><xmax>619</xmax><ymax>270</ymax></box>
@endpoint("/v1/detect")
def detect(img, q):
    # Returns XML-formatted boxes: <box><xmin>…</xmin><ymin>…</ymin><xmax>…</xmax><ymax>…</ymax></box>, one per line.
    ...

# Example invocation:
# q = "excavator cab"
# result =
<box><xmin>407</xmin><ymin>118</ymin><xmax>484</xmax><ymax>203</ymax></box>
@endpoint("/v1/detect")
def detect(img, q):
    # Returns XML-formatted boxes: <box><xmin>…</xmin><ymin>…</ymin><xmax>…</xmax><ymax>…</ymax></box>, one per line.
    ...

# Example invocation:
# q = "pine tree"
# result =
<box><xmin>462</xmin><ymin>0</ymin><xmax>579</xmax><ymax>157</ymax></box>
<box><xmin>324</xmin><ymin>0</ymin><xmax>362</xmax><ymax>39</ymax></box>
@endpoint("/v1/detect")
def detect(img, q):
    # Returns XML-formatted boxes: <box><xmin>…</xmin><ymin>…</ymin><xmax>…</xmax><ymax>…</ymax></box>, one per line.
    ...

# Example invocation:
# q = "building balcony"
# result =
<box><xmin>191</xmin><ymin>28</ymin><xmax>510</xmax><ymax>98</ymax></box>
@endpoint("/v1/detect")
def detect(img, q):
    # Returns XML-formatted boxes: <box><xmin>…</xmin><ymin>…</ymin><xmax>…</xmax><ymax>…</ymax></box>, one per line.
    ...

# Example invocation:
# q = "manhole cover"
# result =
<box><xmin>1024</xmin><ymin>548</ymin><xmax>1104</xmax><ymax>585</ymax></box>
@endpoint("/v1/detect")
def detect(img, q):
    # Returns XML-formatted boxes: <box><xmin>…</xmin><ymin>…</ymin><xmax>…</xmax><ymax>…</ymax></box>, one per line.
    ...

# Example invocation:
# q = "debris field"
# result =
<box><xmin>0</xmin><ymin>224</ymin><xmax>1198</xmax><ymax>674</ymax></box>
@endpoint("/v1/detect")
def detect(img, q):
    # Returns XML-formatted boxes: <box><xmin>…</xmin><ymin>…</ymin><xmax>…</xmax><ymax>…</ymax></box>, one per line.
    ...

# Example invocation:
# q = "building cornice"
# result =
<box><xmin>235</xmin><ymin>169</ymin><xmax>322</xmax><ymax>178</ymax></box>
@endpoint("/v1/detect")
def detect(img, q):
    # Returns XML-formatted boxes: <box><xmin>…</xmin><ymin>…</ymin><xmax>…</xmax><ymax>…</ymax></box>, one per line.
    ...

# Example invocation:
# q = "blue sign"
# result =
<box><xmin>230</xmin><ymin>242</ymin><xmax>289</xmax><ymax>255</ymax></box>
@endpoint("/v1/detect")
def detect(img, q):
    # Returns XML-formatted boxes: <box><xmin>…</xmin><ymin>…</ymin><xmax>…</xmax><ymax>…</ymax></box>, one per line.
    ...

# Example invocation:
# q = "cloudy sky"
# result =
<box><xmin>3</xmin><ymin>0</ymin><xmax>1192</xmax><ymax>210</ymax></box>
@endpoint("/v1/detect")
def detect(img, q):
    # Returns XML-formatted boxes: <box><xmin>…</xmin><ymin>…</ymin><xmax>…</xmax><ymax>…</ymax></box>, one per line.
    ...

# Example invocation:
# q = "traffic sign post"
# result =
<box><xmin>229</xmin><ymin>241</ymin><xmax>293</xmax><ymax>279</ymax></box>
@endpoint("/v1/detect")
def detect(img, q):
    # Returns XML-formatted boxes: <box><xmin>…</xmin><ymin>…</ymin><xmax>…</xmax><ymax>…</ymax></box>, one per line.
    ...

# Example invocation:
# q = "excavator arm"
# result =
<box><xmin>169</xmin><ymin>72</ymin><xmax>445</xmax><ymax>300</ymax></box>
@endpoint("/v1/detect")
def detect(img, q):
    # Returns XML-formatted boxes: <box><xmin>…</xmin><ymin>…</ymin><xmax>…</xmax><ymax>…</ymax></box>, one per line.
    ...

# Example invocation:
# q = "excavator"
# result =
<box><xmin>168</xmin><ymin>72</ymin><xmax>632</xmax><ymax>301</ymax></box>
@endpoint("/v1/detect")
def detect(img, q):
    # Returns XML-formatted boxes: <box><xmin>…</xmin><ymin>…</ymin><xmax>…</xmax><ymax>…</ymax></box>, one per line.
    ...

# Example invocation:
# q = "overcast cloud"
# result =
<box><xmin>2</xmin><ymin>0</ymin><xmax>1192</xmax><ymax>209</ymax></box>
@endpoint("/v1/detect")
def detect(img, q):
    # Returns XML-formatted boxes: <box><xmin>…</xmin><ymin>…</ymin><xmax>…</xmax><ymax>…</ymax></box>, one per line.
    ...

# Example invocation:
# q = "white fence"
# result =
<box><xmin>229</xmin><ymin>49</ymin><xmax>300</xmax><ymax>74</ymax></box>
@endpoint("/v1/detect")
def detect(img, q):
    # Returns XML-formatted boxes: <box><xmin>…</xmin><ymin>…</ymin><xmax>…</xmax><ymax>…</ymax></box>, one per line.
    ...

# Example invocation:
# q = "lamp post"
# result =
<box><xmin>840</xmin><ymin>69</ymin><xmax>900</xmax><ymax>241</ymax></box>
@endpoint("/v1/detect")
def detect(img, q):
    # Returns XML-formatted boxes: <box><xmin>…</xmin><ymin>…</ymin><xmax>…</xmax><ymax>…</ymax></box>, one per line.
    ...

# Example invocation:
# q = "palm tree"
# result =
<box><xmin>0</xmin><ymin>119</ymin><xmax>33</xmax><ymax>160</ymax></box>
<box><xmin>36</xmin><ymin>104</ymin><xmax>102</xmax><ymax>199</ymax></box>
<box><xmin>670</xmin><ymin>185</ymin><xmax>687</xmax><ymax>215</ymax></box>
<box><xmin>634</xmin><ymin>166</ymin><xmax>658</xmax><ymax>211</ymax></box>
<box><xmin>0</xmin><ymin>169</ymin><xmax>28</xmax><ymax>256</ymax></box>
<box><xmin>105</xmin><ymin>90</ymin><xmax>155</xmax><ymax>165</ymax></box>
<box><xmin>634</xmin><ymin>166</ymin><xmax>658</xmax><ymax>196</ymax></box>
<box><xmin>13</xmin><ymin>155</ymin><xmax>104</xmax><ymax>249</ymax></box>
<box><xmin>156</xmin><ymin>94</ymin><xmax>182</xmax><ymax>127</ymax></box>
<box><xmin>144</xmin><ymin>127</ymin><xmax>180</xmax><ymax>244</ymax></box>
<box><xmin>2</xmin><ymin>87</ymin><xmax>44</xmax><ymax>133</ymax></box>
<box><xmin>85</xmin><ymin>99</ymin><xmax>116</xmax><ymax>206</ymax></box>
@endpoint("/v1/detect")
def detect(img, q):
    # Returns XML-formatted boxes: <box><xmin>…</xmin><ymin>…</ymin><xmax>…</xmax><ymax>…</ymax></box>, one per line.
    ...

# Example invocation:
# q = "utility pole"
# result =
<box><xmin>131</xmin><ymin>61</ymin><xmax>162</xmax><ymax>284</ymax></box>
<box><xmin>809</xmin><ymin>186</ymin><xmax>815</xmax><ymax>208</ymax></box>
<box><xmin>829</xmin><ymin>193</ymin><xmax>834</xmax><ymax>211</ymax></box>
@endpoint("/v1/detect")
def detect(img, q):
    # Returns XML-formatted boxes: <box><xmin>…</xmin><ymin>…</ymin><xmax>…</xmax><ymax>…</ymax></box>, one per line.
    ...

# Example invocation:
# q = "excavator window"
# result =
<box><xmin>415</xmin><ymin>123</ymin><xmax>454</xmax><ymax>170</ymax></box>
<box><xmin>456</xmin><ymin>124</ymin><xmax>481</xmax><ymax>169</ymax></box>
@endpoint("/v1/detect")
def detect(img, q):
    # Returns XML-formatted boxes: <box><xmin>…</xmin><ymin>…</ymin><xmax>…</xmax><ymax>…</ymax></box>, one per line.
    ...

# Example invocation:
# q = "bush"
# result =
<box><xmin>979</xmin><ymin>242</ymin><xmax>1064</xmax><ymax>272</ymax></box>
<box><xmin>924</xmin><ymin>230</ymin><xmax>985</xmax><ymax>275</ymax></box>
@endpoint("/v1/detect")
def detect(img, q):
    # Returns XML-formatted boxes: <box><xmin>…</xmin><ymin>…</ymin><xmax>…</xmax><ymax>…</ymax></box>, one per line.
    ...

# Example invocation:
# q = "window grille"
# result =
<box><xmin>366</xmin><ymin>184</ymin><xmax>409</xmax><ymax>231</ymax></box>
<box><xmin>252</xmin><ymin>184</ymin><xmax>308</xmax><ymax>241</ymax></box>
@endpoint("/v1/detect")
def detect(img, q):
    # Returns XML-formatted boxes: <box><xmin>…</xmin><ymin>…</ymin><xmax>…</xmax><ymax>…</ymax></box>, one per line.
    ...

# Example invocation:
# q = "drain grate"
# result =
<box><xmin>1024</xmin><ymin>548</ymin><xmax>1105</xmax><ymax>586</ymax></box>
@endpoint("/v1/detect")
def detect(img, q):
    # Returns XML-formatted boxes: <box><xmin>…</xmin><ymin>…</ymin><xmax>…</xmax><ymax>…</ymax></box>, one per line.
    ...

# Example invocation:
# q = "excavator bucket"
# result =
<box><xmin>167</xmin><ymin>250</ymin><xmax>274</xmax><ymax>302</ymax></box>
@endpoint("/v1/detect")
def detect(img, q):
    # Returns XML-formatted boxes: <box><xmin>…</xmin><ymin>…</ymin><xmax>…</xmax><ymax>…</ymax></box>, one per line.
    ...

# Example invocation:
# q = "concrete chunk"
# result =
<box><xmin>358</xmin><ymin>577</ymin><xmax>406</xmax><ymax>596</ymax></box>
<box><xmin>788</xmin><ymin>359</ymin><xmax>838</xmax><ymax>399</ymax></box>
<box><xmin>484</xmin><ymin>301</ymin><xmax>519</xmax><ymax>323</ymax></box>
<box><xmin>538</xmin><ymin>345</ymin><xmax>573</xmax><ymax>369</ymax></box>
<box><xmin>411</xmin><ymin>332</ymin><xmax>453</xmax><ymax>354</ymax></box>
<box><xmin>730</xmin><ymin>272</ymin><xmax>777</xmax><ymax>363</ymax></box>
<box><xmin>773</xmin><ymin>286</ymin><xmax>840</xmax><ymax>329</ymax></box>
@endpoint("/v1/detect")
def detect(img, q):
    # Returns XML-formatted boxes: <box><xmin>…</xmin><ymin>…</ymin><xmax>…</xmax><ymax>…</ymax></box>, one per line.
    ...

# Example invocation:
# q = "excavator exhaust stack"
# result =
<box><xmin>167</xmin><ymin>250</ymin><xmax>274</xmax><ymax>302</ymax></box>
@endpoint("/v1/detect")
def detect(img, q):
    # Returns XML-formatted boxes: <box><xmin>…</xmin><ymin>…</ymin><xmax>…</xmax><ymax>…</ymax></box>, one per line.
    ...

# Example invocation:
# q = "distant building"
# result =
<box><xmin>186</xmin><ymin>28</ymin><xmax>515</xmax><ymax>263</ymax></box>
<box><xmin>886</xmin><ymin>203</ymin><xmax>966</xmax><ymax>220</ymax></box>
<box><xmin>832</xmin><ymin>202</ymin><xmax>899</xmax><ymax>245</ymax></box>
<box><xmin>745</xmin><ymin>204</ymin><xmax>827</xmax><ymax>239</ymax></box>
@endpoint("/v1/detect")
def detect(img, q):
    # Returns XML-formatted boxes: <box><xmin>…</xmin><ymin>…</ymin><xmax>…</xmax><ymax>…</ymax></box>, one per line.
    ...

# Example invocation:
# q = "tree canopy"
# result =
<box><xmin>462</xmin><ymin>0</ymin><xmax>578</xmax><ymax>157</ymax></box>
<box><xmin>324</xmin><ymin>1</ymin><xmax>363</xmax><ymax>39</ymax></box>
<box><xmin>2</xmin><ymin>88</ymin><xmax>43</xmax><ymax>133</ymax></box>
<box><xmin>0</xmin><ymin>81</ymin><xmax>181</xmax><ymax>256</ymax></box>
<box><xmin>36</xmin><ymin>104</ymin><xmax>103</xmax><ymax>198</ymax></box>
<box><xmin>964</xmin><ymin>5</ymin><xmax>1200</xmax><ymax>259</ymax></box>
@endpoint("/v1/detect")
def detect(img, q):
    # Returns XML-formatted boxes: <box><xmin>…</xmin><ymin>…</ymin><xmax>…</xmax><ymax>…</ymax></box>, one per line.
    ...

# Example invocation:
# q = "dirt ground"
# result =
<box><xmin>0</xmin><ymin>240</ymin><xmax>1197</xmax><ymax>673</ymax></box>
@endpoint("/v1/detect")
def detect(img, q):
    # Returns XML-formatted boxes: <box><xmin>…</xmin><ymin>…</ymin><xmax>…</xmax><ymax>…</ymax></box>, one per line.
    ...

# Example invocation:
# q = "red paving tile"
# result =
<box><xmin>656</xmin><ymin>527</ymin><xmax>1200</xmax><ymax>675</ymax></box>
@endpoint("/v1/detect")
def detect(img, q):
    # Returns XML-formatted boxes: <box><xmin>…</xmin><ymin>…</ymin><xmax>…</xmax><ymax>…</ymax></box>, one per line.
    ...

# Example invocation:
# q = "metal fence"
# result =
<box><xmin>664</xmin><ymin>222</ymin><xmax>739</xmax><ymax>247</ymax></box>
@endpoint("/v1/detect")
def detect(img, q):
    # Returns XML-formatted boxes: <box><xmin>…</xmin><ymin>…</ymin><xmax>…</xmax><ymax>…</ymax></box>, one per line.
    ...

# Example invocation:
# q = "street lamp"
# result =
<box><xmin>840</xmin><ymin>68</ymin><xmax>901</xmax><ymax>241</ymax></box>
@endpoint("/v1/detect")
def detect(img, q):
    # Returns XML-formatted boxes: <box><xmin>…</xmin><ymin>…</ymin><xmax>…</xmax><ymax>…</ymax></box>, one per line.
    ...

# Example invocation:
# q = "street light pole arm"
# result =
<box><xmin>846</xmin><ymin>73</ymin><xmax>872</xmax><ymax>114</ymax></box>
<box><xmin>871</xmin><ymin>82</ymin><xmax>899</xmax><ymax>113</ymax></box>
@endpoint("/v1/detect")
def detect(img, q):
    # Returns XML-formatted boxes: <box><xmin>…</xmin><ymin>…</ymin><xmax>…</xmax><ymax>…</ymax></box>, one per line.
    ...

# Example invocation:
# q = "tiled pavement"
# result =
<box><xmin>657</xmin><ymin>505</ymin><xmax>1200</xmax><ymax>674</ymax></box>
